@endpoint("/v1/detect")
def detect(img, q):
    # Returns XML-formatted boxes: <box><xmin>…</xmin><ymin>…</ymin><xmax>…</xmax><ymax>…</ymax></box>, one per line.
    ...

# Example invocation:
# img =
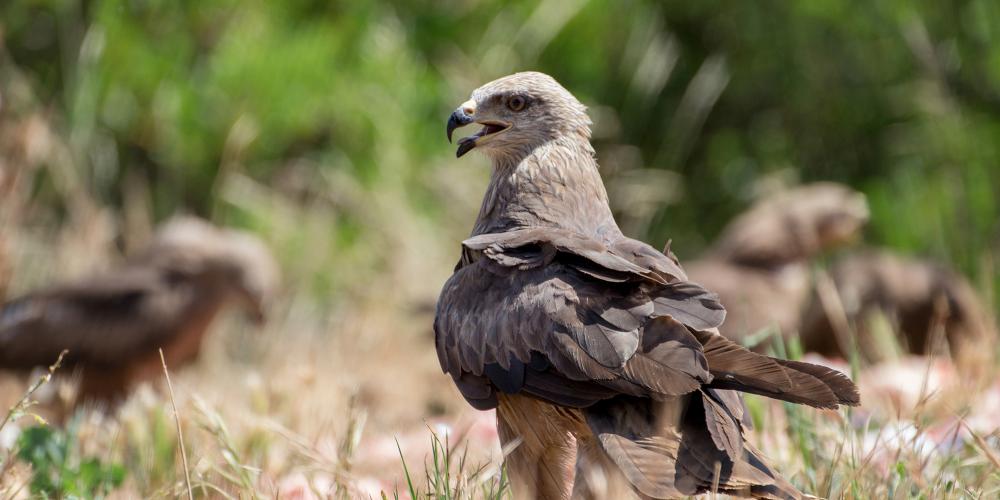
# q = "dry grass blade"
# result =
<box><xmin>0</xmin><ymin>349</ymin><xmax>67</xmax><ymax>433</ymax></box>
<box><xmin>160</xmin><ymin>349</ymin><xmax>194</xmax><ymax>500</ymax></box>
<box><xmin>814</xmin><ymin>270</ymin><xmax>855</xmax><ymax>358</ymax></box>
<box><xmin>965</xmin><ymin>423</ymin><xmax>1000</xmax><ymax>471</ymax></box>
<box><xmin>192</xmin><ymin>397</ymin><xmax>261</xmax><ymax>495</ymax></box>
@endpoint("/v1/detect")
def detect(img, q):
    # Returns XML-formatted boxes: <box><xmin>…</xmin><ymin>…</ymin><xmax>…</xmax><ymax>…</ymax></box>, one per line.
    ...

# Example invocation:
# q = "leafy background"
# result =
<box><xmin>4</xmin><ymin>0</ymin><xmax>998</xmax><ymax>293</ymax></box>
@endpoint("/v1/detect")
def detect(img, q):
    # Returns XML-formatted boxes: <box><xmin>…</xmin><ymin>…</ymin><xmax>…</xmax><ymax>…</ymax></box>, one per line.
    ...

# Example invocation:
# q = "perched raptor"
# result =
<box><xmin>0</xmin><ymin>216</ymin><xmax>279</xmax><ymax>401</ymax></box>
<box><xmin>435</xmin><ymin>72</ymin><xmax>859</xmax><ymax>499</ymax></box>
<box><xmin>799</xmin><ymin>249</ymin><xmax>997</xmax><ymax>372</ymax></box>
<box><xmin>685</xmin><ymin>183</ymin><xmax>869</xmax><ymax>349</ymax></box>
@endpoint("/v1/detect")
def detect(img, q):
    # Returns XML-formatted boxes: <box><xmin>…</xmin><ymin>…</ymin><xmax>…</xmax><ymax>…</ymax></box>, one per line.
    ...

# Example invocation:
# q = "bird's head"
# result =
<box><xmin>713</xmin><ymin>183</ymin><xmax>869</xmax><ymax>266</ymax></box>
<box><xmin>216</xmin><ymin>230</ymin><xmax>281</xmax><ymax>325</ymax></box>
<box><xmin>147</xmin><ymin>216</ymin><xmax>281</xmax><ymax>325</ymax></box>
<box><xmin>446</xmin><ymin>72</ymin><xmax>591</xmax><ymax>160</ymax></box>
<box><xmin>784</xmin><ymin>183</ymin><xmax>870</xmax><ymax>251</ymax></box>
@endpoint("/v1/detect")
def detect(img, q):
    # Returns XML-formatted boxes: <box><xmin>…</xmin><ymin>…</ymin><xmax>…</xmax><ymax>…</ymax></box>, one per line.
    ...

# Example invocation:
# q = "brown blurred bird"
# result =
<box><xmin>799</xmin><ymin>250</ymin><xmax>997</xmax><ymax>371</ymax></box>
<box><xmin>685</xmin><ymin>183</ymin><xmax>869</xmax><ymax>348</ymax></box>
<box><xmin>436</xmin><ymin>72</ymin><xmax>858</xmax><ymax>499</ymax></box>
<box><xmin>0</xmin><ymin>216</ymin><xmax>279</xmax><ymax>401</ymax></box>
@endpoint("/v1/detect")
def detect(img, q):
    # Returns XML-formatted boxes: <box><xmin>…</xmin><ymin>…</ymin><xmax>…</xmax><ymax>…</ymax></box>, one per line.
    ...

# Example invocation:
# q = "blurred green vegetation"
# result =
<box><xmin>17</xmin><ymin>424</ymin><xmax>125</xmax><ymax>498</ymax></box>
<box><xmin>2</xmin><ymin>0</ymin><xmax>998</xmax><ymax>301</ymax></box>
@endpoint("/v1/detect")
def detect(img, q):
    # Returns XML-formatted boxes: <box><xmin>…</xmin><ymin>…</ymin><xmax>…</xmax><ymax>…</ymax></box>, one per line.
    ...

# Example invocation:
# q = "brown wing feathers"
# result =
<box><xmin>439</xmin><ymin>228</ymin><xmax>858</xmax><ymax>499</ymax></box>
<box><xmin>772</xmin><ymin>358</ymin><xmax>860</xmax><ymax>405</ymax></box>
<box><xmin>621</xmin><ymin>316</ymin><xmax>709</xmax><ymax>396</ymax></box>
<box><xmin>463</xmin><ymin>228</ymin><xmax>682</xmax><ymax>284</ymax></box>
<box><xmin>694</xmin><ymin>329</ymin><xmax>859</xmax><ymax>408</ymax></box>
<box><xmin>447</xmin><ymin>229</ymin><xmax>859</xmax><ymax>411</ymax></box>
<box><xmin>701</xmin><ymin>388</ymin><xmax>744</xmax><ymax>460</ymax></box>
<box><xmin>585</xmin><ymin>395</ymin><xmax>801</xmax><ymax>500</ymax></box>
<box><xmin>651</xmin><ymin>281</ymin><xmax>727</xmax><ymax>331</ymax></box>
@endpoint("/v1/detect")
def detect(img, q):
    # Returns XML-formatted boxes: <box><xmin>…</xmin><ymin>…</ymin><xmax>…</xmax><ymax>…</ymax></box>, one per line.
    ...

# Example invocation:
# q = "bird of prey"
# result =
<box><xmin>0</xmin><ymin>216</ymin><xmax>279</xmax><ymax>401</ymax></box>
<box><xmin>435</xmin><ymin>72</ymin><xmax>859</xmax><ymax>499</ymax></box>
<box><xmin>799</xmin><ymin>249</ymin><xmax>997</xmax><ymax>372</ymax></box>
<box><xmin>685</xmin><ymin>183</ymin><xmax>869</xmax><ymax>349</ymax></box>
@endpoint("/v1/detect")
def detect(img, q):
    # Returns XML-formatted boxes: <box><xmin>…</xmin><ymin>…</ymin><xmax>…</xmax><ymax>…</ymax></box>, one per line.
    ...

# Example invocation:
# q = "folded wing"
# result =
<box><xmin>437</xmin><ymin>229</ymin><xmax>723</xmax><ymax>409</ymax></box>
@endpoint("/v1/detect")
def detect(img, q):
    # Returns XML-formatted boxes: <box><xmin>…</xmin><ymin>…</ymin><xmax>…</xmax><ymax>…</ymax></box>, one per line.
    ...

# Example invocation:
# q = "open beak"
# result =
<box><xmin>446</xmin><ymin>100</ymin><xmax>510</xmax><ymax>158</ymax></box>
<box><xmin>248</xmin><ymin>304</ymin><xmax>267</xmax><ymax>325</ymax></box>
<box><xmin>245</xmin><ymin>299</ymin><xmax>267</xmax><ymax>326</ymax></box>
<box><xmin>238</xmin><ymin>291</ymin><xmax>268</xmax><ymax>325</ymax></box>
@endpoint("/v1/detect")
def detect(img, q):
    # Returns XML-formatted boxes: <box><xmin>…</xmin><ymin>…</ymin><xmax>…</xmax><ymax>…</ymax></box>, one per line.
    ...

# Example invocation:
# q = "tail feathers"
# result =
<box><xmin>693</xmin><ymin>330</ymin><xmax>859</xmax><ymax>409</ymax></box>
<box><xmin>584</xmin><ymin>396</ymin><xmax>804</xmax><ymax>499</ymax></box>
<box><xmin>772</xmin><ymin>358</ymin><xmax>860</xmax><ymax>406</ymax></box>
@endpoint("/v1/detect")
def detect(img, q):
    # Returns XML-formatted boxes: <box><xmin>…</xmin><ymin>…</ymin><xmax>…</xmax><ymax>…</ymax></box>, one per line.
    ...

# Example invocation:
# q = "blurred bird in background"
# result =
<box><xmin>686</xmin><ymin>181</ymin><xmax>996</xmax><ymax>375</ymax></box>
<box><xmin>800</xmin><ymin>250</ymin><xmax>998</xmax><ymax>373</ymax></box>
<box><xmin>0</xmin><ymin>216</ymin><xmax>279</xmax><ymax>403</ymax></box>
<box><xmin>685</xmin><ymin>183</ymin><xmax>869</xmax><ymax>350</ymax></box>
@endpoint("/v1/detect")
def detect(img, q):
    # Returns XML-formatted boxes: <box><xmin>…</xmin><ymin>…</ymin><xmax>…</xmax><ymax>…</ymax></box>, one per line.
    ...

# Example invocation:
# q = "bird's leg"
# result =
<box><xmin>496</xmin><ymin>394</ymin><xmax>577</xmax><ymax>500</ymax></box>
<box><xmin>573</xmin><ymin>434</ymin><xmax>638</xmax><ymax>500</ymax></box>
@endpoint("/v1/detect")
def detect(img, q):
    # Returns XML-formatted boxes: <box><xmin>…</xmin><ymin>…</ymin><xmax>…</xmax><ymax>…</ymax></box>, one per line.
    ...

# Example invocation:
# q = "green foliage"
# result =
<box><xmin>16</xmin><ymin>425</ymin><xmax>125</xmax><ymax>499</ymax></box>
<box><xmin>2</xmin><ymin>1</ymin><xmax>997</xmax><ymax>302</ymax></box>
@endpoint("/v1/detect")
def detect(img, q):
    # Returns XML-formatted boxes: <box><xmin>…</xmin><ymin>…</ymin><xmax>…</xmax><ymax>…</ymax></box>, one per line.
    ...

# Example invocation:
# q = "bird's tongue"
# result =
<box><xmin>481</xmin><ymin>123</ymin><xmax>504</xmax><ymax>135</ymax></box>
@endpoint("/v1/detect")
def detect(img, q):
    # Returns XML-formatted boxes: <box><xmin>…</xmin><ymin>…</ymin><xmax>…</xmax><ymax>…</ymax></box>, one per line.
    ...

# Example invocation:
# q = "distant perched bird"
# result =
<box><xmin>686</xmin><ymin>183</ymin><xmax>869</xmax><ymax>348</ymax></box>
<box><xmin>0</xmin><ymin>217</ymin><xmax>279</xmax><ymax>400</ymax></box>
<box><xmin>799</xmin><ymin>250</ymin><xmax>997</xmax><ymax>371</ymax></box>
<box><xmin>436</xmin><ymin>72</ymin><xmax>858</xmax><ymax>499</ymax></box>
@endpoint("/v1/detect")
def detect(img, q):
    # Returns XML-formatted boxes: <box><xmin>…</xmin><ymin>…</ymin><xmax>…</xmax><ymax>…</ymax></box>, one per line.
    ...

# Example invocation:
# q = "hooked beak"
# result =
<box><xmin>447</xmin><ymin>99</ymin><xmax>476</xmax><ymax>145</ymax></box>
<box><xmin>248</xmin><ymin>303</ymin><xmax>267</xmax><ymax>325</ymax></box>
<box><xmin>447</xmin><ymin>109</ymin><xmax>475</xmax><ymax>157</ymax></box>
<box><xmin>446</xmin><ymin>99</ymin><xmax>510</xmax><ymax>158</ymax></box>
<box><xmin>447</xmin><ymin>111</ymin><xmax>473</xmax><ymax>144</ymax></box>
<box><xmin>238</xmin><ymin>290</ymin><xmax>268</xmax><ymax>326</ymax></box>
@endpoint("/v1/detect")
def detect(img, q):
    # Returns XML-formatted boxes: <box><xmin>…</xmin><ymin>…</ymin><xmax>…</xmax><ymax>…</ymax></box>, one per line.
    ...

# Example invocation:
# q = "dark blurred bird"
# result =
<box><xmin>0</xmin><ymin>216</ymin><xmax>279</xmax><ymax>401</ymax></box>
<box><xmin>799</xmin><ymin>250</ymin><xmax>997</xmax><ymax>372</ymax></box>
<box><xmin>685</xmin><ymin>183</ymin><xmax>869</xmax><ymax>349</ymax></box>
<box><xmin>436</xmin><ymin>72</ymin><xmax>858</xmax><ymax>499</ymax></box>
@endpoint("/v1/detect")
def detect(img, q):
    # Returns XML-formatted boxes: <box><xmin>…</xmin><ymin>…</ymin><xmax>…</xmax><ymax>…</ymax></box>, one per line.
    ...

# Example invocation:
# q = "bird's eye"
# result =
<box><xmin>508</xmin><ymin>95</ymin><xmax>526</xmax><ymax>112</ymax></box>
